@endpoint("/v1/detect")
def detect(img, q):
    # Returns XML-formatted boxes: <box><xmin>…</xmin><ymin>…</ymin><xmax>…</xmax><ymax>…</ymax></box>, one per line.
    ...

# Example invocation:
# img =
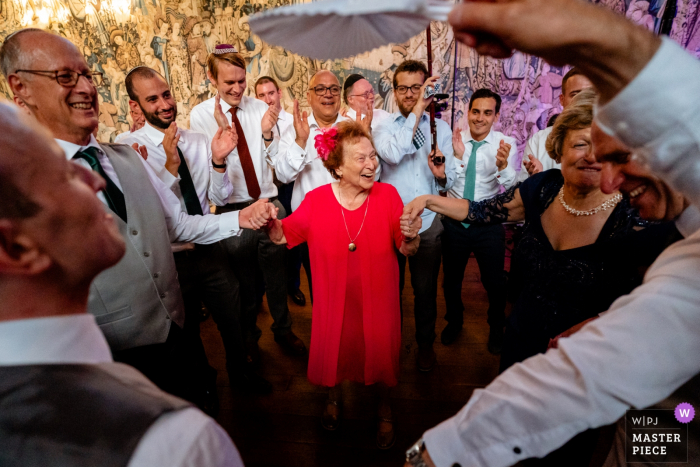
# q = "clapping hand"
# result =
<box><xmin>452</xmin><ymin>127</ymin><xmax>465</xmax><ymax>160</ymax></box>
<box><xmin>214</xmin><ymin>94</ymin><xmax>231</xmax><ymax>131</ymax></box>
<box><xmin>163</xmin><ymin>122</ymin><xmax>181</xmax><ymax>177</ymax></box>
<box><xmin>211</xmin><ymin>125</ymin><xmax>238</xmax><ymax>168</ymax></box>
<box><xmin>496</xmin><ymin>139</ymin><xmax>511</xmax><ymax>171</ymax></box>
<box><xmin>356</xmin><ymin>101</ymin><xmax>373</xmax><ymax>134</ymax></box>
<box><xmin>293</xmin><ymin>99</ymin><xmax>310</xmax><ymax>148</ymax></box>
<box><xmin>131</xmin><ymin>143</ymin><xmax>148</xmax><ymax>161</ymax></box>
<box><xmin>523</xmin><ymin>154</ymin><xmax>543</xmax><ymax>176</ymax></box>
<box><xmin>261</xmin><ymin>104</ymin><xmax>280</xmax><ymax>138</ymax></box>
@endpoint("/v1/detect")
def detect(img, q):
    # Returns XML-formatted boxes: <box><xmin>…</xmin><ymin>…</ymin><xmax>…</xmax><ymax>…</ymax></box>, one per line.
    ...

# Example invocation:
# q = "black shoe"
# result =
<box><xmin>289</xmin><ymin>289</ymin><xmax>306</xmax><ymax>306</ymax></box>
<box><xmin>440</xmin><ymin>323</ymin><xmax>463</xmax><ymax>345</ymax></box>
<box><xmin>488</xmin><ymin>326</ymin><xmax>504</xmax><ymax>355</ymax></box>
<box><xmin>274</xmin><ymin>331</ymin><xmax>307</xmax><ymax>356</ymax></box>
<box><xmin>232</xmin><ymin>371</ymin><xmax>273</xmax><ymax>395</ymax></box>
<box><xmin>416</xmin><ymin>345</ymin><xmax>437</xmax><ymax>372</ymax></box>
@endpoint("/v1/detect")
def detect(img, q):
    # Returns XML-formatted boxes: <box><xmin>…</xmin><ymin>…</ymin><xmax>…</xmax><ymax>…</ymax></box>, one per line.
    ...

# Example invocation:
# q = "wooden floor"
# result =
<box><xmin>202</xmin><ymin>255</ymin><xmax>509</xmax><ymax>467</ymax></box>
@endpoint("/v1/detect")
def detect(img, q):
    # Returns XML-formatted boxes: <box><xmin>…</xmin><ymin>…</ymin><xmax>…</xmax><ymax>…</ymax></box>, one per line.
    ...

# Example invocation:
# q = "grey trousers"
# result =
<box><xmin>218</xmin><ymin>199</ymin><xmax>292</xmax><ymax>342</ymax></box>
<box><xmin>397</xmin><ymin>215</ymin><xmax>444</xmax><ymax>348</ymax></box>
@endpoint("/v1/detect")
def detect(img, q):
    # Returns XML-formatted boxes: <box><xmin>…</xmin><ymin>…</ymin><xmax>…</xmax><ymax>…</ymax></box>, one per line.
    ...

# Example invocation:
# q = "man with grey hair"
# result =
<box><xmin>1</xmin><ymin>28</ymin><xmax>273</xmax><ymax>410</ymax></box>
<box><xmin>0</xmin><ymin>101</ymin><xmax>244</xmax><ymax>467</ymax></box>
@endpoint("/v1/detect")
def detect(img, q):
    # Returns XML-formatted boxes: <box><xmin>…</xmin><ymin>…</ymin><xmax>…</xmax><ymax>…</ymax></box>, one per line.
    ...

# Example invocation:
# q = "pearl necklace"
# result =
<box><xmin>339</xmin><ymin>186</ymin><xmax>370</xmax><ymax>252</ymax></box>
<box><xmin>558</xmin><ymin>186</ymin><xmax>622</xmax><ymax>217</ymax></box>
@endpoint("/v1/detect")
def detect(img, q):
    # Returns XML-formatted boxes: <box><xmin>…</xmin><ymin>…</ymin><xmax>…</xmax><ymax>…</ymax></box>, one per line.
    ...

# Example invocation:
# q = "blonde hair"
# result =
<box><xmin>545</xmin><ymin>88</ymin><xmax>597</xmax><ymax>163</ymax></box>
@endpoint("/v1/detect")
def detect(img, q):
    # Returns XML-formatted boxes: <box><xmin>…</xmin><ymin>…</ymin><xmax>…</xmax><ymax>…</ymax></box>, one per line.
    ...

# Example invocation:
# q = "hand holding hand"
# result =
<box><xmin>401</xmin><ymin>214</ymin><xmax>422</xmax><ymax>240</ymax></box>
<box><xmin>496</xmin><ymin>139</ymin><xmax>510</xmax><ymax>171</ymax></box>
<box><xmin>261</xmin><ymin>104</ymin><xmax>280</xmax><ymax>136</ymax></box>
<box><xmin>211</xmin><ymin>125</ymin><xmax>238</xmax><ymax>166</ymax></box>
<box><xmin>401</xmin><ymin>196</ymin><xmax>427</xmax><ymax>230</ymax></box>
<box><xmin>293</xmin><ymin>99</ymin><xmax>310</xmax><ymax>148</ymax></box>
<box><xmin>523</xmin><ymin>154</ymin><xmax>543</xmax><ymax>176</ymax></box>
<box><xmin>240</xmin><ymin>199</ymin><xmax>277</xmax><ymax>230</ymax></box>
<box><xmin>131</xmin><ymin>143</ymin><xmax>148</xmax><ymax>161</ymax></box>
<box><xmin>163</xmin><ymin>122</ymin><xmax>181</xmax><ymax>177</ymax></box>
<box><xmin>214</xmin><ymin>94</ymin><xmax>231</xmax><ymax>131</ymax></box>
<box><xmin>452</xmin><ymin>127</ymin><xmax>465</xmax><ymax>160</ymax></box>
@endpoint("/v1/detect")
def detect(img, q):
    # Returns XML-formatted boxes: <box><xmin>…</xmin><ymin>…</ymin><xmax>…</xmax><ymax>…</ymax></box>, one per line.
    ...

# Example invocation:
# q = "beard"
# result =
<box><xmin>143</xmin><ymin>106</ymin><xmax>177</xmax><ymax>130</ymax></box>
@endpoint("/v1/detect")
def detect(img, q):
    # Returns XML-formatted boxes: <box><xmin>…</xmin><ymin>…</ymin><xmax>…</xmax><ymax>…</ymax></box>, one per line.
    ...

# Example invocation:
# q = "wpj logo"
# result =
<box><xmin>625</xmin><ymin>404</ymin><xmax>693</xmax><ymax>463</ymax></box>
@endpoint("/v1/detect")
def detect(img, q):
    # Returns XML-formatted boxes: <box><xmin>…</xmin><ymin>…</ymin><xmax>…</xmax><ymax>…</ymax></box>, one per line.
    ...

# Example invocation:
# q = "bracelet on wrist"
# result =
<box><xmin>212</xmin><ymin>160</ymin><xmax>227</xmax><ymax>169</ymax></box>
<box><xmin>262</xmin><ymin>133</ymin><xmax>274</xmax><ymax>142</ymax></box>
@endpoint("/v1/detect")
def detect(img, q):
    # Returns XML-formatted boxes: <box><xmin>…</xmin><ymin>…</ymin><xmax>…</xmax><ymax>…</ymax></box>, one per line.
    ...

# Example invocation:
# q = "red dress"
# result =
<box><xmin>282</xmin><ymin>183</ymin><xmax>404</xmax><ymax>387</ymax></box>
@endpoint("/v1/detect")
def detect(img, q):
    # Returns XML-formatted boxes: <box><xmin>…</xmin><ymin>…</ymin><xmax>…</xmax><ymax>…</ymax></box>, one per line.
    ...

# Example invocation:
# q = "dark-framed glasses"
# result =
<box><xmin>395</xmin><ymin>84</ymin><xmax>422</xmax><ymax>95</ymax></box>
<box><xmin>15</xmin><ymin>70</ymin><xmax>108</xmax><ymax>87</ymax></box>
<box><xmin>310</xmin><ymin>85</ymin><xmax>341</xmax><ymax>96</ymax></box>
<box><xmin>349</xmin><ymin>90</ymin><xmax>375</xmax><ymax>99</ymax></box>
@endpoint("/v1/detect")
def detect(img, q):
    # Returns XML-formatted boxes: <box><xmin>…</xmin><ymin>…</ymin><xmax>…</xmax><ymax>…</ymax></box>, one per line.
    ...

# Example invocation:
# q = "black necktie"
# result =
<box><xmin>176</xmin><ymin>147</ymin><xmax>203</xmax><ymax>216</ymax></box>
<box><xmin>73</xmin><ymin>147</ymin><xmax>128</xmax><ymax>222</ymax></box>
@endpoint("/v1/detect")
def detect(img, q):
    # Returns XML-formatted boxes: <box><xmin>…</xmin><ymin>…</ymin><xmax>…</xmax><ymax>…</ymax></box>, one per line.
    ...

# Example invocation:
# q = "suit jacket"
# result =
<box><xmin>87</xmin><ymin>143</ymin><xmax>185</xmax><ymax>351</ymax></box>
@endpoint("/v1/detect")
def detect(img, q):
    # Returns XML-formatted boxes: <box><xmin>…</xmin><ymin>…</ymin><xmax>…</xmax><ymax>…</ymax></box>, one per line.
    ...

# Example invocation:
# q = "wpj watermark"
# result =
<box><xmin>625</xmin><ymin>403</ymin><xmax>694</xmax><ymax>463</ymax></box>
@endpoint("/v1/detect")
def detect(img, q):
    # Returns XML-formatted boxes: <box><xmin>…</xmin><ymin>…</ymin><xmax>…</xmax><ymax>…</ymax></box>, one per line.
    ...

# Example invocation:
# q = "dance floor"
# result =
<box><xmin>203</xmin><ymin>248</ymin><xmax>505</xmax><ymax>466</ymax></box>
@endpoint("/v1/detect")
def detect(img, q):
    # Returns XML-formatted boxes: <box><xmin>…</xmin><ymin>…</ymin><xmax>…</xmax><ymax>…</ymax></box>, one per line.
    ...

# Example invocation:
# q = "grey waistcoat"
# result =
<box><xmin>0</xmin><ymin>363</ymin><xmax>191</xmax><ymax>467</ymax></box>
<box><xmin>88</xmin><ymin>143</ymin><xmax>184</xmax><ymax>351</ymax></box>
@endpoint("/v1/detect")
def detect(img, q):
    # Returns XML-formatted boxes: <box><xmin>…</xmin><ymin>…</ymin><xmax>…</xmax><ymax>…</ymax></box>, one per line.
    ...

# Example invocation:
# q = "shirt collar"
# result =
<box><xmin>0</xmin><ymin>314</ymin><xmax>112</xmax><ymax>366</ymax></box>
<box><xmin>392</xmin><ymin>111</ymin><xmax>428</xmax><ymax>124</ymax></box>
<box><xmin>278</xmin><ymin>108</ymin><xmax>289</xmax><ymax>121</ymax></box>
<box><xmin>219</xmin><ymin>94</ymin><xmax>249</xmax><ymax>115</ymax></box>
<box><xmin>56</xmin><ymin>134</ymin><xmax>103</xmax><ymax>160</ymax></box>
<box><xmin>464</xmin><ymin>128</ymin><xmax>495</xmax><ymax>145</ymax></box>
<box><xmin>308</xmin><ymin>112</ymin><xmax>345</xmax><ymax>130</ymax></box>
<box><xmin>139</xmin><ymin>120</ymin><xmax>176</xmax><ymax>147</ymax></box>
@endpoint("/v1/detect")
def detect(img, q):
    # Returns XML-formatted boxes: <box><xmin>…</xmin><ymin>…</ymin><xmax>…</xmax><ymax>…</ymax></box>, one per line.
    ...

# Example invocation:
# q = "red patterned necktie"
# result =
<box><xmin>229</xmin><ymin>107</ymin><xmax>261</xmax><ymax>200</ymax></box>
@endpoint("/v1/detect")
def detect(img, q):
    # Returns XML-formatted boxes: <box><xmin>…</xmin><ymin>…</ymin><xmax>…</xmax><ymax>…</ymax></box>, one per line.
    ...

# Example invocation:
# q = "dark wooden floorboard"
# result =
<box><xmin>202</xmin><ymin>254</ymin><xmax>509</xmax><ymax>466</ymax></box>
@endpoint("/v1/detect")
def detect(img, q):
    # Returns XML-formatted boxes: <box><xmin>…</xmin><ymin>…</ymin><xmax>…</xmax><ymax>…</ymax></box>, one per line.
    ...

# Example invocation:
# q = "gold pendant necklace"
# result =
<box><xmin>339</xmin><ymin>186</ymin><xmax>370</xmax><ymax>252</ymax></box>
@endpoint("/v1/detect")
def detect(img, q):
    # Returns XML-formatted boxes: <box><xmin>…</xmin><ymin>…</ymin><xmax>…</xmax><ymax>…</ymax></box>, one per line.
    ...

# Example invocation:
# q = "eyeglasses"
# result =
<box><xmin>348</xmin><ymin>90</ymin><xmax>375</xmax><ymax>99</ymax></box>
<box><xmin>310</xmin><ymin>85</ymin><xmax>341</xmax><ymax>96</ymax></box>
<box><xmin>395</xmin><ymin>84</ymin><xmax>422</xmax><ymax>95</ymax></box>
<box><xmin>14</xmin><ymin>70</ymin><xmax>108</xmax><ymax>87</ymax></box>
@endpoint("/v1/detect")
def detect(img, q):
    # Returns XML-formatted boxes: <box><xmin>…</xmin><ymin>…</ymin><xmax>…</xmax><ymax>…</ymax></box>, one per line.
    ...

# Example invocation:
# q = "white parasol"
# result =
<box><xmin>248</xmin><ymin>0</ymin><xmax>454</xmax><ymax>60</ymax></box>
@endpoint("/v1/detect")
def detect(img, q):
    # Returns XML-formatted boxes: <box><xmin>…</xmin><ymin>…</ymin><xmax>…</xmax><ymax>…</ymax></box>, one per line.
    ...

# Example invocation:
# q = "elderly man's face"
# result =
<box><xmin>5</xmin><ymin>113</ymin><xmax>124</xmax><ymax>283</ymax></box>
<box><xmin>307</xmin><ymin>71</ymin><xmax>340</xmax><ymax>122</ymax></box>
<box><xmin>11</xmin><ymin>33</ymin><xmax>99</xmax><ymax>144</ymax></box>
<box><xmin>346</xmin><ymin>78</ymin><xmax>376</xmax><ymax>114</ymax></box>
<box><xmin>593</xmin><ymin>122</ymin><xmax>686</xmax><ymax>221</ymax></box>
<box><xmin>211</xmin><ymin>61</ymin><xmax>247</xmax><ymax>107</ymax></box>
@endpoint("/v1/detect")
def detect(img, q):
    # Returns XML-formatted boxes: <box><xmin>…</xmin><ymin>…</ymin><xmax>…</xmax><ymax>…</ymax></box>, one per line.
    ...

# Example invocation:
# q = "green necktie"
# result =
<box><xmin>461</xmin><ymin>140</ymin><xmax>486</xmax><ymax>229</ymax></box>
<box><xmin>73</xmin><ymin>147</ymin><xmax>128</xmax><ymax>222</ymax></box>
<box><xmin>176</xmin><ymin>147</ymin><xmax>204</xmax><ymax>216</ymax></box>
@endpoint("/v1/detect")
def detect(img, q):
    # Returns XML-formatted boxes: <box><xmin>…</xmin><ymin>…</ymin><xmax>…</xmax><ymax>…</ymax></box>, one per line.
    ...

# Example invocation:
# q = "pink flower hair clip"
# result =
<box><xmin>314</xmin><ymin>127</ymin><xmax>338</xmax><ymax>161</ymax></box>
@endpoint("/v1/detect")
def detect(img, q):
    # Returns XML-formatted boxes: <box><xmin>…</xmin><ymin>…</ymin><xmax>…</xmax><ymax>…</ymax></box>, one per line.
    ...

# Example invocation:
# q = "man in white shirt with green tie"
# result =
<box><xmin>443</xmin><ymin>88</ymin><xmax>517</xmax><ymax>353</ymax></box>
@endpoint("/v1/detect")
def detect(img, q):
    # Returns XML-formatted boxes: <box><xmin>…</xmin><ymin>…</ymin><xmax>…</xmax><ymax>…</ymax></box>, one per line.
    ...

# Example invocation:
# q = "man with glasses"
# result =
<box><xmin>190</xmin><ymin>45</ymin><xmax>307</xmax><ymax>364</ymax></box>
<box><xmin>373</xmin><ymin>60</ymin><xmax>456</xmax><ymax>372</ymax></box>
<box><xmin>342</xmin><ymin>73</ymin><xmax>391</xmax><ymax>131</ymax></box>
<box><xmin>275</xmin><ymin>70</ymin><xmax>372</xmax><ymax>301</ymax></box>
<box><xmin>0</xmin><ymin>29</ymin><xmax>272</xmax><ymax>410</ymax></box>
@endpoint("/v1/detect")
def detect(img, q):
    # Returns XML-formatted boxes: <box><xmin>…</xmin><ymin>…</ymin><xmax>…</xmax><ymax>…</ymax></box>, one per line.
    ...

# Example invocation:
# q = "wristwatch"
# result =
<box><xmin>406</xmin><ymin>438</ymin><xmax>429</xmax><ymax>467</ymax></box>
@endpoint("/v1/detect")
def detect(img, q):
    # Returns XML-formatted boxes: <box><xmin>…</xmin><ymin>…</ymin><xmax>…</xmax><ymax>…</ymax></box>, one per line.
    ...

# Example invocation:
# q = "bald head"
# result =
<box><xmin>3</xmin><ymin>29</ymin><xmax>99</xmax><ymax>145</ymax></box>
<box><xmin>307</xmin><ymin>70</ymin><xmax>340</xmax><ymax>125</ymax></box>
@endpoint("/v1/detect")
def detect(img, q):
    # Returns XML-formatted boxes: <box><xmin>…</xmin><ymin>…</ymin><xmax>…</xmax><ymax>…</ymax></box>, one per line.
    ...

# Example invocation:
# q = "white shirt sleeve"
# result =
<box><xmin>495</xmin><ymin>136</ymin><xmax>518</xmax><ymax>189</ymax></box>
<box><xmin>205</xmin><ymin>142</ymin><xmax>234</xmax><ymax>207</ymax></box>
<box><xmin>128</xmin><ymin>408</ymin><xmax>244</xmax><ymax>467</ymax></box>
<box><xmin>138</xmin><ymin>155</ymin><xmax>241</xmax><ymax>242</ymax></box>
<box><xmin>274</xmin><ymin>124</ymin><xmax>313</xmax><ymax>184</ymax></box>
<box><xmin>518</xmin><ymin>134</ymin><xmax>539</xmax><ymax>183</ymax></box>
<box><xmin>596</xmin><ymin>37</ymin><xmax>700</xmax><ymax>208</ymax></box>
<box><xmin>423</xmin><ymin>227</ymin><xmax>700</xmax><ymax>467</ymax></box>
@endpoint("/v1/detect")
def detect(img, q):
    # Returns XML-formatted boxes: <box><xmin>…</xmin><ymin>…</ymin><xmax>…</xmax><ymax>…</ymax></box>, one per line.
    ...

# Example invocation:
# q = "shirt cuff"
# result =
<box><xmin>289</xmin><ymin>142</ymin><xmax>309</xmax><ymax>169</ymax></box>
<box><xmin>161</xmin><ymin>170</ymin><xmax>180</xmax><ymax>191</ymax></box>
<box><xmin>455</xmin><ymin>161</ymin><xmax>465</xmax><ymax>174</ymax></box>
<box><xmin>424</xmin><ymin>418</ymin><xmax>474</xmax><ymax>467</ymax></box>
<box><xmin>595</xmin><ymin>37</ymin><xmax>696</xmax><ymax>149</ymax></box>
<box><xmin>496</xmin><ymin>166</ymin><xmax>516</xmax><ymax>186</ymax></box>
<box><xmin>219</xmin><ymin>211</ymin><xmax>242</xmax><ymax>237</ymax></box>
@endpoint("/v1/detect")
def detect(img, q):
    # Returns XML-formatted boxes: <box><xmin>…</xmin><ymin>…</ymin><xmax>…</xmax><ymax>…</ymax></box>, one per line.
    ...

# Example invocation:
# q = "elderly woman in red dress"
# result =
<box><xmin>264</xmin><ymin>120</ymin><xmax>421</xmax><ymax>449</ymax></box>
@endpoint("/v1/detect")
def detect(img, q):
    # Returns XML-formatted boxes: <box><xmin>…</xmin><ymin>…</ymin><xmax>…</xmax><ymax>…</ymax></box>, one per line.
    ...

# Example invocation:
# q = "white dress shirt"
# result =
<box><xmin>114</xmin><ymin>131</ymin><xmax>132</xmax><ymax>144</ymax></box>
<box><xmin>275</xmin><ymin>108</ymin><xmax>294</xmax><ymax>137</ymax></box>
<box><xmin>0</xmin><ymin>314</ymin><xmax>244</xmax><ymax>467</ymax></box>
<box><xmin>120</xmin><ymin>122</ymin><xmax>236</xmax><ymax>251</ymax></box>
<box><xmin>273</xmin><ymin>112</ymin><xmax>347</xmax><ymax>211</ymax></box>
<box><xmin>57</xmin><ymin>135</ymin><xmax>241</xmax><ymax>244</ymax></box>
<box><xmin>448</xmin><ymin>129</ymin><xmax>518</xmax><ymax>201</ymax></box>
<box><xmin>190</xmin><ymin>95</ymin><xmax>279</xmax><ymax>204</ymax></box>
<box><xmin>517</xmin><ymin>126</ymin><xmax>561</xmax><ymax>183</ymax></box>
<box><xmin>423</xmin><ymin>37</ymin><xmax>700</xmax><ymax>467</ymax></box>
<box><xmin>373</xmin><ymin>111</ymin><xmax>456</xmax><ymax>233</ymax></box>
<box><xmin>346</xmin><ymin>107</ymin><xmax>392</xmax><ymax>131</ymax></box>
